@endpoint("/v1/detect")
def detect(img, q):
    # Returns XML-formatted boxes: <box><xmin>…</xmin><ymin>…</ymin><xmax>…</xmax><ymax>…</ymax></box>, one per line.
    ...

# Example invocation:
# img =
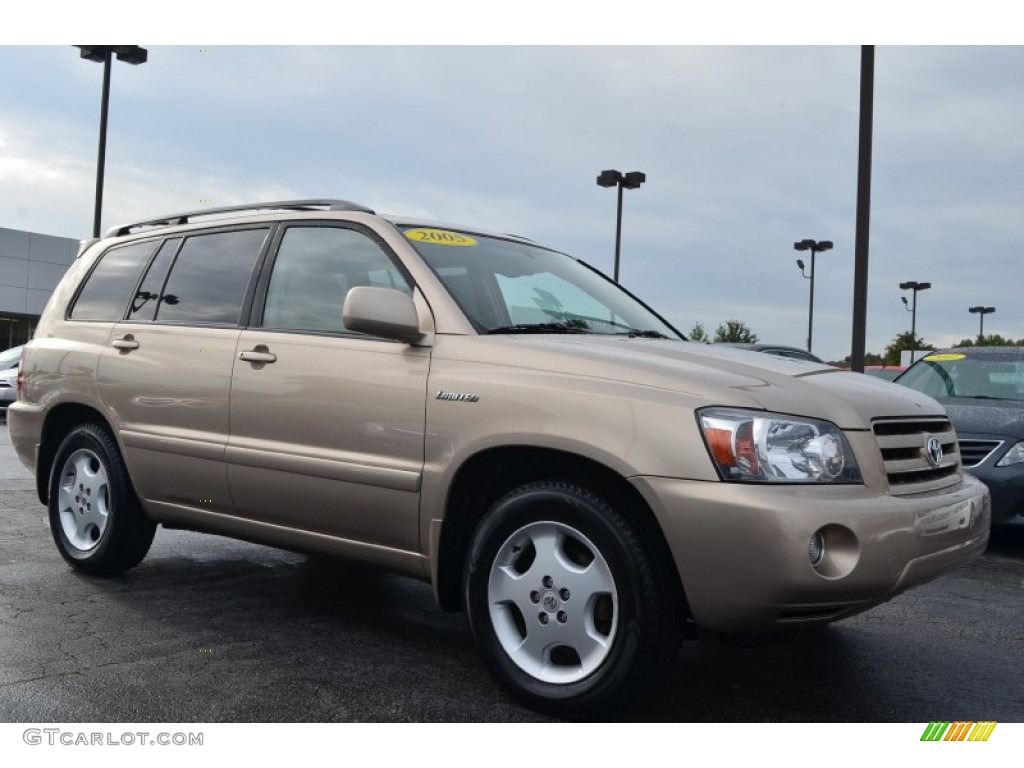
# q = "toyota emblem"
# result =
<box><xmin>925</xmin><ymin>436</ymin><xmax>943</xmax><ymax>468</ymax></box>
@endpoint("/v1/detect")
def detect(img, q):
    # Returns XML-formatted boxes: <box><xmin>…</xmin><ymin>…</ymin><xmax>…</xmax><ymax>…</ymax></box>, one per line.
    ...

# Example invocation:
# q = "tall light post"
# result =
<box><xmin>968</xmin><ymin>305</ymin><xmax>995</xmax><ymax>343</ymax></box>
<box><xmin>899</xmin><ymin>280</ymin><xmax>931</xmax><ymax>364</ymax></box>
<box><xmin>596</xmin><ymin>169</ymin><xmax>645</xmax><ymax>282</ymax></box>
<box><xmin>75</xmin><ymin>45</ymin><xmax>148</xmax><ymax>238</ymax></box>
<box><xmin>793</xmin><ymin>239</ymin><xmax>833</xmax><ymax>354</ymax></box>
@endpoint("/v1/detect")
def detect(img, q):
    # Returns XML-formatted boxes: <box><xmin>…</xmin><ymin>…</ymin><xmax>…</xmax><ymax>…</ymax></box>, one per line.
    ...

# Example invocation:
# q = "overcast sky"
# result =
<box><xmin>1</xmin><ymin>40</ymin><xmax>1021</xmax><ymax>361</ymax></box>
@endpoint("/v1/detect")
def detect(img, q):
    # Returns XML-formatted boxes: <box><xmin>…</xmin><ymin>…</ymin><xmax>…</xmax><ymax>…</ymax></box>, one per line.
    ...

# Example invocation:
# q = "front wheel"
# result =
<box><xmin>48</xmin><ymin>423</ymin><xmax>155</xmax><ymax>575</ymax></box>
<box><xmin>464</xmin><ymin>481</ymin><xmax>681</xmax><ymax>718</ymax></box>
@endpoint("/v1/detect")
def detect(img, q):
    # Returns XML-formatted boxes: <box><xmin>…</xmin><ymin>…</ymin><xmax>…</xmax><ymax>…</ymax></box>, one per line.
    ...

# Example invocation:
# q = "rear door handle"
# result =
<box><xmin>238</xmin><ymin>349</ymin><xmax>277</xmax><ymax>364</ymax></box>
<box><xmin>112</xmin><ymin>336</ymin><xmax>139</xmax><ymax>351</ymax></box>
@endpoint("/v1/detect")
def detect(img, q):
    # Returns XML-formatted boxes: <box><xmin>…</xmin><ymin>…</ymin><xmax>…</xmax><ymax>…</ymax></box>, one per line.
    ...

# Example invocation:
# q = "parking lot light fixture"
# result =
<box><xmin>597</xmin><ymin>169</ymin><xmax>646</xmax><ymax>283</ymax></box>
<box><xmin>968</xmin><ymin>306</ymin><xmax>996</xmax><ymax>343</ymax></box>
<box><xmin>899</xmin><ymin>281</ymin><xmax>931</xmax><ymax>363</ymax></box>
<box><xmin>793</xmin><ymin>239</ymin><xmax>833</xmax><ymax>354</ymax></box>
<box><xmin>74</xmin><ymin>45</ymin><xmax>148</xmax><ymax>238</ymax></box>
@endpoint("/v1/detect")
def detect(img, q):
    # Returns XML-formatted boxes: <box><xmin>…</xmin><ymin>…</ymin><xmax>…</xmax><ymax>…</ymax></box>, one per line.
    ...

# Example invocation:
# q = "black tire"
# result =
<box><xmin>48</xmin><ymin>423</ymin><xmax>155</xmax><ymax>575</ymax></box>
<box><xmin>463</xmin><ymin>480</ymin><xmax>681</xmax><ymax>719</ymax></box>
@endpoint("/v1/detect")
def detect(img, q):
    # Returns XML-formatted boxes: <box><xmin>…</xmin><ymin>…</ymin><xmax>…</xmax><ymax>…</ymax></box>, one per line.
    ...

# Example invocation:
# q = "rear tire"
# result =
<box><xmin>48</xmin><ymin>423</ymin><xmax>155</xmax><ymax>575</ymax></box>
<box><xmin>464</xmin><ymin>480</ymin><xmax>681</xmax><ymax>718</ymax></box>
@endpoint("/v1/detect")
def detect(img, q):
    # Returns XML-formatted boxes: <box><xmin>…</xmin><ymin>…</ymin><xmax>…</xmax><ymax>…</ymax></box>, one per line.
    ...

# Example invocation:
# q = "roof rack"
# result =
<box><xmin>105</xmin><ymin>199</ymin><xmax>375</xmax><ymax>237</ymax></box>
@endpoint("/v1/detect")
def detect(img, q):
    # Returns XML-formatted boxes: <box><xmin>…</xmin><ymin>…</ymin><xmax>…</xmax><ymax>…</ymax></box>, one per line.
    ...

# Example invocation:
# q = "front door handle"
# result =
<box><xmin>112</xmin><ymin>336</ymin><xmax>139</xmax><ymax>351</ymax></box>
<box><xmin>238</xmin><ymin>348</ymin><xmax>277</xmax><ymax>364</ymax></box>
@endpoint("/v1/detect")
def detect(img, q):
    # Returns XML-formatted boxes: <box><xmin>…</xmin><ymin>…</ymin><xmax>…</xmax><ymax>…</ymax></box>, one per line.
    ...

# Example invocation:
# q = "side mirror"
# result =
<box><xmin>343</xmin><ymin>286</ymin><xmax>423</xmax><ymax>343</ymax></box>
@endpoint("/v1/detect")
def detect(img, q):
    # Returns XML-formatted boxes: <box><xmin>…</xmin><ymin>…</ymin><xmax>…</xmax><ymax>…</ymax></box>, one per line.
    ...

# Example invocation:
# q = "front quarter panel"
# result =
<box><xmin>419</xmin><ymin>336</ymin><xmax>735</xmax><ymax>547</ymax></box>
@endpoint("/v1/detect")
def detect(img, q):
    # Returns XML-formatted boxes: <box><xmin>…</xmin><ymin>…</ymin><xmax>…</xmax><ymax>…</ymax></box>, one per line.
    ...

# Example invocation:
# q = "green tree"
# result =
<box><xmin>883</xmin><ymin>331</ymin><xmax>934</xmax><ymax>366</ymax></box>
<box><xmin>954</xmin><ymin>334</ymin><xmax>1016</xmax><ymax>348</ymax></box>
<box><xmin>978</xmin><ymin>333</ymin><xmax>1013</xmax><ymax>347</ymax></box>
<box><xmin>688</xmin><ymin>321</ymin><xmax>709</xmax><ymax>342</ymax></box>
<box><xmin>714</xmin><ymin>320</ymin><xmax>759</xmax><ymax>344</ymax></box>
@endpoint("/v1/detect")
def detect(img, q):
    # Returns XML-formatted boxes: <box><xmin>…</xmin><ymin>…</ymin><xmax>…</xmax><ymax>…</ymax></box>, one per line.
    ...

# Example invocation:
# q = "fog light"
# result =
<box><xmin>808</xmin><ymin>531</ymin><xmax>825</xmax><ymax>567</ymax></box>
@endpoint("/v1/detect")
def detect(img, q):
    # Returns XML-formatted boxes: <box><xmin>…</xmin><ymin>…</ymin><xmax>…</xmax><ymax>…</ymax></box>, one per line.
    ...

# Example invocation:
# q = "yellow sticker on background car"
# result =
<box><xmin>923</xmin><ymin>353</ymin><xmax>966</xmax><ymax>361</ymax></box>
<box><xmin>405</xmin><ymin>228</ymin><xmax>477</xmax><ymax>246</ymax></box>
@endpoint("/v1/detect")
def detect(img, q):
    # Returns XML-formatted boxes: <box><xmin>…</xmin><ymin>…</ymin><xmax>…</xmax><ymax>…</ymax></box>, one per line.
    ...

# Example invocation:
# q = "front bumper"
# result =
<box><xmin>631</xmin><ymin>474</ymin><xmax>990</xmax><ymax>633</ymax></box>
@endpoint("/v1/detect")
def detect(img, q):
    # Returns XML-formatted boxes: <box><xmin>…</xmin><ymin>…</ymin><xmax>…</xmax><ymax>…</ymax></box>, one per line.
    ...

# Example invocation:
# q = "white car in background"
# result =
<box><xmin>0</xmin><ymin>345</ymin><xmax>22</xmax><ymax>414</ymax></box>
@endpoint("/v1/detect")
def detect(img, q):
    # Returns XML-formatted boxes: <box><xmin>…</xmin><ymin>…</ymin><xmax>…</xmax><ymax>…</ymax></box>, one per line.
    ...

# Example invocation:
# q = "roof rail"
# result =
<box><xmin>104</xmin><ymin>199</ymin><xmax>375</xmax><ymax>237</ymax></box>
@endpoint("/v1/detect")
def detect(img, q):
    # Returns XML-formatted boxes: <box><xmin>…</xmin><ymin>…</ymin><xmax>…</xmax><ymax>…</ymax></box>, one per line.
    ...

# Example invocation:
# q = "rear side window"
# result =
<box><xmin>127</xmin><ymin>238</ymin><xmax>181</xmax><ymax>322</ymax></box>
<box><xmin>70</xmin><ymin>240</ymin><xmax>158</xmax><ymax>321</ymax></box>
<box><xmin>155</xmin><ymin>228</ymin><xmax>269</xmax><ymax>325</ymax></box>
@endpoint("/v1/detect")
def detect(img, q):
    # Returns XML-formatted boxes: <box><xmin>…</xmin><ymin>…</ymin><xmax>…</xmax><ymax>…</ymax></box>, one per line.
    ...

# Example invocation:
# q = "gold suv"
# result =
<box><xmin>8</xmin><ymin>200</ymin><xmax>990</xmax><ymax>717</ymax></box>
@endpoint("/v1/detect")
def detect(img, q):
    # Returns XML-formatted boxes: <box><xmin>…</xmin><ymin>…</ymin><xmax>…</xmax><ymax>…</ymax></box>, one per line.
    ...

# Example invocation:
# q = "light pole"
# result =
<box><xmin>968</xmin><ymin>306</ymin><xmax>995</xmax><ymax>343</ymax></box>
<box><xmin>899</xmin><ymin>280</ymin><xmax>931</xmax><ymax>364</ymax></box>
<box><xmin>596</xmin><ymin>169</ymin><xmax>645</xmax><ymax>282</ymax></box>
<box><xmin>793</xmin><ymin>239</ymin><xmax>833</xmax><ymax>354</ymax></box>
<box><xmin>75</xmin><ymin>45</ymin><xmax>148</xmax><ymax>238</ymax></box>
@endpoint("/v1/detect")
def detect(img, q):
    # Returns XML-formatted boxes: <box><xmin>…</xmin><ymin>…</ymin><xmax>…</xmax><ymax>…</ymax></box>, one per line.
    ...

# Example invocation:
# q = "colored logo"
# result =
<box><xmin>920</xmin><ymin>721</ymin><xmax>997</xmax><ymax>741</ymax></box>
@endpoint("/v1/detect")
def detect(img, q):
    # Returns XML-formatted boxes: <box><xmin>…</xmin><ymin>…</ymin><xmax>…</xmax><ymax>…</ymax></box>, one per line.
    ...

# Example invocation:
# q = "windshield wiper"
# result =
<box><xmin>621</xmin><ymin>329</ymin><xmax>671</xmax><ymax>339</ymax></box>
<box><xmin>487</xmin><ymin>322</ymin><xmax>593</xmax><ymax>335</ymax></box>
<box><xmin>957</xmin><ymin>394</ymin><xmax>1022</xmax><ymax>402</ymax></box>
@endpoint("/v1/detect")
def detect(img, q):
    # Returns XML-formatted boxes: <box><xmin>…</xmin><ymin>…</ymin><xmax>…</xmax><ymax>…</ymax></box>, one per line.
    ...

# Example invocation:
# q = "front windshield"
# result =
<box><xmin>400</xmin><ymin>226</ymin><xmax>681</xmax><ymax>338</ymax></box>
<box><xmin>898</xmin><ymin>351</ymin><xmax>1024</xmax><ymax>401</ymax></box>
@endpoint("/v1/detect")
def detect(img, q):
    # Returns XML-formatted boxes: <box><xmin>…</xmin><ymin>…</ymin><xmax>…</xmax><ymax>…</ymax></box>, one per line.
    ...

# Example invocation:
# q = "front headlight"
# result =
<box><xmin>697</xmin><ymin>407</ymin><xmax>863</xmax><ymax>483</ymax></box>
<box><xmin>996</xmin><ymin>441</ymin><xmax>1024</xmax><ymax>467</ymax></box>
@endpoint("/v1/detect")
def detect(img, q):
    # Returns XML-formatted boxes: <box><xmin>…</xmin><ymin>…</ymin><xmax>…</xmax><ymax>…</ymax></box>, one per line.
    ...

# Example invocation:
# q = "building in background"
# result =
<box><xmin>0</xmin><ymin>226</ymin><xmax>78</xmax><ymax>350</ymax></box>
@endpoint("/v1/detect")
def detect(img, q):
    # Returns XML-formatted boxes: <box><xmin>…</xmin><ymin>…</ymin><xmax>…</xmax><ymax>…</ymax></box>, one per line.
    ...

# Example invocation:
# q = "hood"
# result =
<box><xmin>939</xmin><ymin>397</ymin><xmax>1024</xmax><ymax>439</ymax></box>
<box><xmin>447</xmin><ymin>336</ymin><xmax>946</xmax><ymax>430</ymax></box>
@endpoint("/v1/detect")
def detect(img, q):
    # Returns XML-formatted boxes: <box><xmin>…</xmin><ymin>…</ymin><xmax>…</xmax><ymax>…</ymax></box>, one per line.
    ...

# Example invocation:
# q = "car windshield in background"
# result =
<box><xmin>400</xmin><ymin>227</ymin><xmax>680</xmax><ymax>338</ymax></box>
<box><xmin>897</xmin><ymin>350</ymin><xmax>1024</xmax><ymax>401</ymax></box>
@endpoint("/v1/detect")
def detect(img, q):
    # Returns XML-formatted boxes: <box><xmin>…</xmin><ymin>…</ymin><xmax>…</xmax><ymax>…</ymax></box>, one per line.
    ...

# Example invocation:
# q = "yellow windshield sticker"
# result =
<box><xmin>923</xmin><ymin>353</ymin><xmax>966</xmax><ymax>361</ymax></box>
<box><xmin>405</xmin><ymin>228</ymin><xmax>477</xmax><ymax>246</ymax></box>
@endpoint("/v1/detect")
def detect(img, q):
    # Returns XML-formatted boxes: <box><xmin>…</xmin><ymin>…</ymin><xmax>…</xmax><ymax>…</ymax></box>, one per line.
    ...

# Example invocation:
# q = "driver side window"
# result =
<box><xmin>262</xmin><ymin>226</ymin><xmax>410</xmax><ymax>334</ymax></box>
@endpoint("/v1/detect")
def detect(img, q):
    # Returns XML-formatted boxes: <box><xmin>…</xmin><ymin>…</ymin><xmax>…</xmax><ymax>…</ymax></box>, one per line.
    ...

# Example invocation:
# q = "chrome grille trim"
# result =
<box><xmin>872</xmin><ymin>417</ymin><xmax>961</xmax><ymax>495</ymax></box>
<box><xmin>958</xmin><ymin>439</ymin><xmax>1004</xmax><ymax>468</ymax></box>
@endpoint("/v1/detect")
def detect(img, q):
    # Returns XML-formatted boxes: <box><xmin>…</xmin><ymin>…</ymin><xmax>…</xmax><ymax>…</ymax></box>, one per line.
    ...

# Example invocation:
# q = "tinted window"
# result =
<box><xmin>156</xmin><ymin>229</ymin><xmax>268</xmax><ymax>325</ymax></box>
<box><xmin>262</xmin><ymin>227</ymin><xmax>411</xmax><ymax>334</ymax></box>
<box><xmin>70</xmin><ymin>240</ymin><xmax>158</xmax><ymax>321</ymax></box>
<box><xmin>127</xmin><ymin>238</ymin><xmax>181</xmax><ymax>322</ymax></box>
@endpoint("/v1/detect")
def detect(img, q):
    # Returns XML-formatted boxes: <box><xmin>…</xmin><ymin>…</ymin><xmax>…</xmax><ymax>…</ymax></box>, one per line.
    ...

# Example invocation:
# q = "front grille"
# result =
<box><xmin>958</xmin><ymin>439</ymin><xmax>1003</xmax><ymax>468</ymax></box>
<box><xmin>873</xmin><ymin>417</ymin><xmax>961</xmax><ymax>495</ymax></box>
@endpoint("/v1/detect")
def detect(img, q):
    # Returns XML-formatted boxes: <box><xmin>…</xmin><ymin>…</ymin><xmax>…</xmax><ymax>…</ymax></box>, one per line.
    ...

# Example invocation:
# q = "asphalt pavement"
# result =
<box><xmin>0</xmin><ymin>420</ymin><xmax>1021</xmax><ymax>722</ymax></box>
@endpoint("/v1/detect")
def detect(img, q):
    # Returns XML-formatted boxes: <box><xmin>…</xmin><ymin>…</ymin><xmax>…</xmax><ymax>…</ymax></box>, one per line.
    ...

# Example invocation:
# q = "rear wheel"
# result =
<box><xmin>49</xmin><ymin>423</ymin><xmax>155</xmax><ymax>575</ymax></box>
<box><xmin>464</xmin><ymin>480</ymin><xmax>681</xmax><ymax>718</ymax></box>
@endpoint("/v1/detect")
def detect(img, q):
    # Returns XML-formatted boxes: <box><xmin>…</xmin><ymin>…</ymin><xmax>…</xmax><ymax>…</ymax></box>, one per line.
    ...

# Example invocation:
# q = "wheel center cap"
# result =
<box><xmin>541</xmin><ymin>591</ymin><xmax>560</xmax><ymax>612</ymax></box>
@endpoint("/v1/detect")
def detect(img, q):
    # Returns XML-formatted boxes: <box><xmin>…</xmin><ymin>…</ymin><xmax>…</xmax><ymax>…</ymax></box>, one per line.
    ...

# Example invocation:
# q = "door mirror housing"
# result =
<box><xmin>343</xmin><ymin>286</ymin><xmax>423</xmax><ymax>343</ymax></box>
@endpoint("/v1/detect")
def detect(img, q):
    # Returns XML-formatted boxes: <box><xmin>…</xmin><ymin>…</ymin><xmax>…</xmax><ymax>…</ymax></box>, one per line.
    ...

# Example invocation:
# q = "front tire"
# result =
<box><xmin>48</xmin><ymin>423</ymin><xmax>155</xmax><ymax>575</ymax></box>
<box><xmin>464</xmin><ymin>480</ymin><xmax>680</xmax><ymax>718</ymax></box>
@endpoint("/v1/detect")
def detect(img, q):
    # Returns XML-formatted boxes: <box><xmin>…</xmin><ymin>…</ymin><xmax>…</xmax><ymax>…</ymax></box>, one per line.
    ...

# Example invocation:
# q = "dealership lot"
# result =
<box><xmin>0</xmin><ymin>427</ymin><xmax>1021</xmax><ymax>722</ymax></box>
